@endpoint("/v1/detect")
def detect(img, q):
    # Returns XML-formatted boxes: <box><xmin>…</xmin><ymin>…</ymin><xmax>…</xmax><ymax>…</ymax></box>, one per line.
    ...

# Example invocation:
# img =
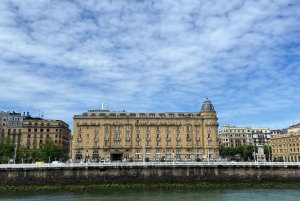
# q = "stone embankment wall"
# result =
<box><xmin>1</xmin><ymin>166</ymin><xmax>300</xmax><ymax>186</ymax></box>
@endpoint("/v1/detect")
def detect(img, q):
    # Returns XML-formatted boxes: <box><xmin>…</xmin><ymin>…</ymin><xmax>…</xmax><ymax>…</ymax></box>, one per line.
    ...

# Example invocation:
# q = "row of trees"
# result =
<box><xmin>219</xmin><ymin>145</ymin><xmax>272</xmax><ymax>161</ymax></box>
<box><xmin>0</xmin><ymin>137</ymin><xmax>64</xmax><ymax>164</ymax></box>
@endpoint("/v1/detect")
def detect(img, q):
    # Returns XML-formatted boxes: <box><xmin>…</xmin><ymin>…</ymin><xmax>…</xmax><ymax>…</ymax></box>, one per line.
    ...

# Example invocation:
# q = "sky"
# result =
<box><xmin>0</xmin><ymin>0</ymin><xmax>300</xmax><ymax>132</ymax></box>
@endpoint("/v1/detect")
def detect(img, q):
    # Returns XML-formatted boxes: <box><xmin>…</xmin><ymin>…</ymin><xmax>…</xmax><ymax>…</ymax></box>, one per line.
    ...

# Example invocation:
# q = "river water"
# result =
<box><xmin>1</xmin><ymin>188</ymin><xmax>300</xmax><ymax>201</ymax></box>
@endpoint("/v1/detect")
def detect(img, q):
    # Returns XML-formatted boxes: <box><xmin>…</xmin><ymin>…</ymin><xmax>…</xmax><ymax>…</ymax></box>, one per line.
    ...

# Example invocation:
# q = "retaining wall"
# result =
<box><xmin>1</xmin><ymin>166</ymin><xmax>300</xmax><ymax>186</ymax></box>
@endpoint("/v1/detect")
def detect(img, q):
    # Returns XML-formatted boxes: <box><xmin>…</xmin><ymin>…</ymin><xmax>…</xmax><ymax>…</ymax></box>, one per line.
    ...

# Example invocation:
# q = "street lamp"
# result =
<box><xmin>143</xmin><ymin>140</ymin><xmax>145</xmax><ymax>165</ymax></box>
<box><xmin>14</xmin><ymin>142</ymin><xmax>17</xmax><ymax>164</ymax></box>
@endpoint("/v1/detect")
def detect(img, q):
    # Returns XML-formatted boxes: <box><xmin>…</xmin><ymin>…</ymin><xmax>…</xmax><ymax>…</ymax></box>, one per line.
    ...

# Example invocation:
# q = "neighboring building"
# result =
<box><xmin>0</xmin><ymin>111</ymin><xmax>71</xmax><ymax>157</ymax></box>
<box><xmin>271</xmin><ymin>124</ymin><xmax>300</xmax><ymax>162</ymax></box>
<box><xmin>0</xmin><ymin>111</ymin><xmax>9</xmax><ymax>138</ymax></box>
<box><xmin>22</xmin><ymin>117</ymin><xmax>71</xmax><ymax>156</ymax></box>
<box><xmin>72</xmin><ymin>98</ymin><xmax>219</xmax><ymax>162</ymax></box>
<box><xmin>219</xmin><ymin>125</ymin><xmax>270</xmax><ymax>147</ymax></box>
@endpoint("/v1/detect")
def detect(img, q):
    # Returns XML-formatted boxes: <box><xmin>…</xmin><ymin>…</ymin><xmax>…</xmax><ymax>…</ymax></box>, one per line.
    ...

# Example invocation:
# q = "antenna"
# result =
<box><xmin>41</xmin><ymin>111</ymin><xmax>44</xmax><ymax>118</ymax></box>
<box><xmin>39</xmin><ymin>109</ymin><xmax>40</xmax><ymax>118</ymax></box>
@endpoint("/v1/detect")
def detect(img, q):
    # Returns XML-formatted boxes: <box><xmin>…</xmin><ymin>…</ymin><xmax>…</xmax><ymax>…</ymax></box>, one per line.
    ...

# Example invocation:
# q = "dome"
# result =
<box><xmin>201</xmin><ymin>98</ymin><xmax>215</xmax><ymax>111</ymax></box>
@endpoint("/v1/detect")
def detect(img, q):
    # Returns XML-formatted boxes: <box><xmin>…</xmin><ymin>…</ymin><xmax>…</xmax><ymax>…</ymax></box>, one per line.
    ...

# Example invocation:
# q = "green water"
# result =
<box><xmin>1</xmin><ymin>188</ymin><xmax>300</xmax><ymax>201</ymax></box>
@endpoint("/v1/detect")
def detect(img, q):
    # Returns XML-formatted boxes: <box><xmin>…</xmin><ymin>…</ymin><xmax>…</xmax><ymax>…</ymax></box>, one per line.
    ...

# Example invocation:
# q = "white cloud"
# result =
<box><xmin>0</xmin><ymin>0</ymin><xmax>300</xmax><ymax>130</ymax></box>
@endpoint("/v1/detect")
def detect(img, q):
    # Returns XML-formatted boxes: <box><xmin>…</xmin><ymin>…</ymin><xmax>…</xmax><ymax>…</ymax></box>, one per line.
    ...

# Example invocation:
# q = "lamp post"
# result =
<box><xmin>143</xmin><ymin>140</ymin><xmax>145</xmax><ymax>165</ymax></box>
<box><xmin>14</xmin><ymin>142</ymin><xmax>17</xmax><ymax>164</ymax></box>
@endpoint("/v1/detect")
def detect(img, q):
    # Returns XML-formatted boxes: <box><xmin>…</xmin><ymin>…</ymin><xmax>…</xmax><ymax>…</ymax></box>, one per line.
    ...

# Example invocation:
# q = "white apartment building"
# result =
<box><xmin>219</xmin><ymin>124</ymin><xmax>271</xmax><ymax>147</ymax></box>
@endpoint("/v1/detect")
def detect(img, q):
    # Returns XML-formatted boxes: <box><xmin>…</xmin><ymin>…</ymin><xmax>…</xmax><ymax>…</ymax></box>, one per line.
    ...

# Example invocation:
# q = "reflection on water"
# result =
<box><xmin>1</xmin><ymin>188</ymin><xmax>300</xmax><ymax>201</ymax></box>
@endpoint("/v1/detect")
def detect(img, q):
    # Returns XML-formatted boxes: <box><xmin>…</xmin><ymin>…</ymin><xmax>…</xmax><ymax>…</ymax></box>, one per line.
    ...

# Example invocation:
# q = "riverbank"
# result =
<box><xmin>1</xmin><ymin>181</ymin><xmax>300</xmax><ymax>191</ymax></box>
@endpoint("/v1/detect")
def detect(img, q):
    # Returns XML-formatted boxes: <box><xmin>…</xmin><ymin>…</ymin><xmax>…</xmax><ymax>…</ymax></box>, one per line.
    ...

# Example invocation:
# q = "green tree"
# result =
<box><xmin>16</xmin><ymin>146</ymin><xmax>29</xmax><ymax>163</ymax></box>
<box><xmin>219</xmin><ymin>145</ymin><xmax>227</xmax><ymax>158</ymax></box>
<box><xmin>264</xmin><ymin>145</ymin><xmax>272</xmax><ymax>161</ymax></box>
<box><xmin>29</xmin><ymin>147</ymin><xmax>42</xmax><ymax>163</ymax></box>
<box><xmin>0</xmin><ymin>137</ymin><xmax>14</xmax><ymax>163</ymax></box>
<box><xmin>40</xmin><ymin>137</ymin><xmax>63</xmax><ymax>162</ymax></box>
<box><xmin>243</xmin><ymin>145</ymin><xmax>255</xmax><ymax>161</ymax></box>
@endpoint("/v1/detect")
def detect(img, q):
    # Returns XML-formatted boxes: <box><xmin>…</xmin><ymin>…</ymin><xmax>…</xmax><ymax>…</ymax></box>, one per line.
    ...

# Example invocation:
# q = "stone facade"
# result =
<box><xmin>1</xmin><ymin>166</ymin><xmax>300</xmax><ymax>186</ymax></box>
<box><xmin>72</xmin><ymin>98</ymin><xmax>219</xmax><ymax>162</ymax></box>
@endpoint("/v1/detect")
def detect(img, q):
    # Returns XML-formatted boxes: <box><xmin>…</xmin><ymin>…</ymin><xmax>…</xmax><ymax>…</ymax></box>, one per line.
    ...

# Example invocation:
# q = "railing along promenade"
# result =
<box><xmin>1</xmin><ymin>162</ymin><xmax>300</xmax><ymax>169</ymax></box>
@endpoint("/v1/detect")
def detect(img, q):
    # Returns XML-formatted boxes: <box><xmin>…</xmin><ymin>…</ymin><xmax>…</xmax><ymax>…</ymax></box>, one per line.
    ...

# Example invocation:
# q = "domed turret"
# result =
<box><xmin>201</xmin><ymin>98</ymin><xmax>215</xmax><ymax>111</ymax></box>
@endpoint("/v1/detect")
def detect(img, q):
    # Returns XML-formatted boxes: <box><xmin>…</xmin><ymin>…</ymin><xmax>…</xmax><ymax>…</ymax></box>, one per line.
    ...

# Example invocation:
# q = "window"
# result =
<box><xmin>177</xmin><ymin>141</ymin><xmax>180</xmax><ymax>146</ymax></box>
<box><xmin>186</xmin><ymin>126</ymin><xmax>190</xmax><ymax>131</ymax></box>
<box><xmin>176</xmin><ymin>126</ymin><xmax>180</xmax><ymax>131</ymax></box>
<box><xmin>136</xmin><ymin>134</ymin><xmax>140</xmax><ymax>139</ymax></box>
<box><xmin>177</xmin><ymin>134</ymin><xmax>180</xmax><ymax>139</ymax></box>
<box><xmin>95</xmin><ymin>134</ymin><xmax>98</xmax><ymax>139</ymax></box>
<box><xmin>155</xmin><ymin>150</ymin><xmax>161</xmax><ymax>159</ymax></box>
<box><xmin>95</xmin><ymin>126</ymin><xmax>99</xmax><ymax>131</ymax></box>
<box><xmin>135</xmin><ymin>150</ymin><xmax>140</xmax><ymax>159</ymax></box>
<box><xmin>105</xmin><ymin>134</ymin><xmax>108</xmax><ymax>140</ymax></box>
<box><xmin>156</xmin><ymin>126</ymin><xmax>160</xmax><ymax>131</ymax></box>
<box><xmin>166</xmin><ymin>150</ymin><xmax>171</xmax><ymax>159</ymax></box>
<box><xmin>77</xmin><ymin>142</ymin><xmax>82</xmax><ymax>146</ymax></box>
<box><xmin>28</xmin><ymin>128</ymin><xmax>31</xmax><ymax>132</ymax></box>
<box><xmin>136</xmin><ymin>141</ymin><xmax>140</xmax><ymax>146</ymax></box>
<box><xmin>156</xmin><ymin>141</ymin><xmax>161</xmax><ymax>146</ymax></box>
<box><xmin>146</xmin><ymin>150</ymin><xmax>151</xmax><ymax>158</ymax></box>
<box><xmin>47</xmin><ymin>129</ymin><xmax>50</xmax><ymax>132</ymax></box>
<box><xmin>166</xmin><ymin>126</ymin><xmax>170</xmax><ymax>131</ymax></box>
<box><xmin>146</xmin><ymin>126</ymin><xmax>150</xmax><ymax>131</ymax></box>
<box><xmin>86</xmin><ymin>134</ymin><xmax>90</xmax><ymax>138</ymax></box>
<box><xmin>136</xmin><ymin>126</ymin><xmax>140</xmax><ymax>131</ymax></box>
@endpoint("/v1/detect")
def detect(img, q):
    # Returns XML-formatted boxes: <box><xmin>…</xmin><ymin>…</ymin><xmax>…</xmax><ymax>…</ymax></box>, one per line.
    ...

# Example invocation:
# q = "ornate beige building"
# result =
<box><xmin>271</xmin><ymin>124</ymin><xmax>300</xmax><ymax>162</ymax></box>
<box><xmin>72</xmin><ymin>98</ymin><xmax>219</xmax><ymax>162</ymax></box>
<box><xmin>22</xmin><ymin>118</ymin><xmax>71</xmax><ymax>155</ymax></box>
<box><xmin>0</xmin><ymin>111</ymin><xmax>71</xmax><ymax>157</ymax></box>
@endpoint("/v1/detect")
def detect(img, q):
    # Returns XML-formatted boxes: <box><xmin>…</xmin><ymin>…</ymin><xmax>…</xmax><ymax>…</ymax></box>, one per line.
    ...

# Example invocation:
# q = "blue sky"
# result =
<box><xmin>1</xmin><ymin>0</ymin><xmax>300</xmax><ymax>132</ymax></box>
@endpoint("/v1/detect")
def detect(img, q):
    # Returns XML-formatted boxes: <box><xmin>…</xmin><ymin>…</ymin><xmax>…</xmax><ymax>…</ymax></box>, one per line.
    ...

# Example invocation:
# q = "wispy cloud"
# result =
<box><xmin>0</xmin><ymin>0</ymin><xmax>300</xmax><ymax>130</ymax></box>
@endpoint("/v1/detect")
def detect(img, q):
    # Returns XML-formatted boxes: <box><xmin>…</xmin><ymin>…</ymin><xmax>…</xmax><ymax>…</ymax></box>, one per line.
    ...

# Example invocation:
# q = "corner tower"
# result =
<box><xmin>200</xmin><ymin>98</ymin><xmax>219</xmax><ymax>160</ymax></box>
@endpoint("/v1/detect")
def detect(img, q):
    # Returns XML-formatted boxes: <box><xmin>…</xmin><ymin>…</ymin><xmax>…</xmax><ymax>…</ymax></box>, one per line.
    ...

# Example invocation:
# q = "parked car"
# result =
<box><xmin>52</xmin><ymin>161</ymin><xmax>62</xmax><ymax>164</ymax></box>
<box><xmin>99</xmin><ymin>160</ymin><xmax>110</xmax><ymax>165</ymax></box>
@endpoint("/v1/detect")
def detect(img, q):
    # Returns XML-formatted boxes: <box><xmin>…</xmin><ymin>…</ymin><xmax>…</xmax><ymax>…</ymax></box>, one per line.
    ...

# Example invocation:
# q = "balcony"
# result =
<box><xmin>112</xmin><ymin>145</ymin><xmax>123</xmax><ymax>148</ymax></box>
<box><xmin>195</xmin><ymin>145</ymin><xmax>202</xmax><ymax>148</ymax></box>
<box><xmin>77</xmin><ymin>138</ymin><xmax>82</xmax><ymax>142</ymax></box>
<box><xmin>146</xmin><ymin>137</ymin><xmax>151</xmax><ymax>141</ymax></box>
<box><xmin>195</xmin><ymin>137</ymin><xmax>200</xmax><ymax>141</ymax></box>
<box><xmin>126</xmin><ymin>137</ymin><xmax>130</xmax><ymax>141</ymax></box>
<box><xmin>145</xmin><ymin>145</ymin><xmax>152</xmax><ymax>148</ymax></box>
<box><xmin>113</xmin><ymin>138</ymin><xmax>121</xmax><ymax>141</ymax></box>
<box><xmin>104</xmin><ymin>138</ymin><xmax>109</xmax><ymax>141</ymax></box>
<box><xmin>125</xmin><ymin>145</ymin><xmax>131</xmax><ymax>148</ymax></box>
<box><xmin>103</xmin><ymin>145</ymin><xmax>110</xmax><ymax>148</ymax></box>
<box><xmin>135</xmin><ymin>145</ymin><xmax>142</xmax><ymax>148</ymax></box>
<box><xmin>76</xmin><ymin>146</ymin><xmax>83</xmax><ymax>149</ymax></box>
<box><xmin>175</xmin><ymin>145</ymin><xmax>181</xmax><ymax>148</ymax></box>
<box><xmin>185</xmin><ymin>145</ymin><xmax>192</xmax><ymax>148</ymax></box>
<box><xmin>176</xmin><ymin>137</ymin><xmax>181</xmax><ymax>141</ymax></box>
<box><xmin>165</xmin><ymin>145</ymin><xmax>172</xmax><ymax>148</ymax></box>
<box><xmin>94</xmin><ymin>138</ymin><xmax>99</xmax><ymax>142</ymax></box>
<box><xmin>155</xmin><ymin>145</ymin><xmax>162</xmax><ymax>149</ymax></box>
<box><xmin>207</xmin><ymin>137</ymin><xmax>212</xmax><ymax>141</ymax></box>
<box><xmin>186</xmin><ymin>137</ymin><xmax>191</xmax><ymax>141</ymax></box>
<box><xmin>156</xmin><ymin>137</ymin><xmax>161</xmax><ymax>141</ymax></box>
<box><xmin>92</xmin><ymin>146</ymin><xmax>100</xmax><ymax>149</ymax></box>
<box><xmin>136</xmin><ymin>138</ymin><xmax>140</xmax><ymax>141</ymax></box>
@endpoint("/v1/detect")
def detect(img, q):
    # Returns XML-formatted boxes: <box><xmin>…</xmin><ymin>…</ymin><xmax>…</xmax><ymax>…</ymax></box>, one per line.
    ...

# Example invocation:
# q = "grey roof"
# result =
<box><xmin>201</xmin><ymin>98</ymin><xmax>215</xmax><ymax>111</ymax></box>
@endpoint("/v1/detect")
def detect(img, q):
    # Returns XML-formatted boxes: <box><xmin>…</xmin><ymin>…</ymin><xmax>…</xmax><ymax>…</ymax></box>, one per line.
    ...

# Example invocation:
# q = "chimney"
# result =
<box><xmin>27</xmin><ymin>112</ymin><xmax>29</xmax><ymax>117</ymax></box>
